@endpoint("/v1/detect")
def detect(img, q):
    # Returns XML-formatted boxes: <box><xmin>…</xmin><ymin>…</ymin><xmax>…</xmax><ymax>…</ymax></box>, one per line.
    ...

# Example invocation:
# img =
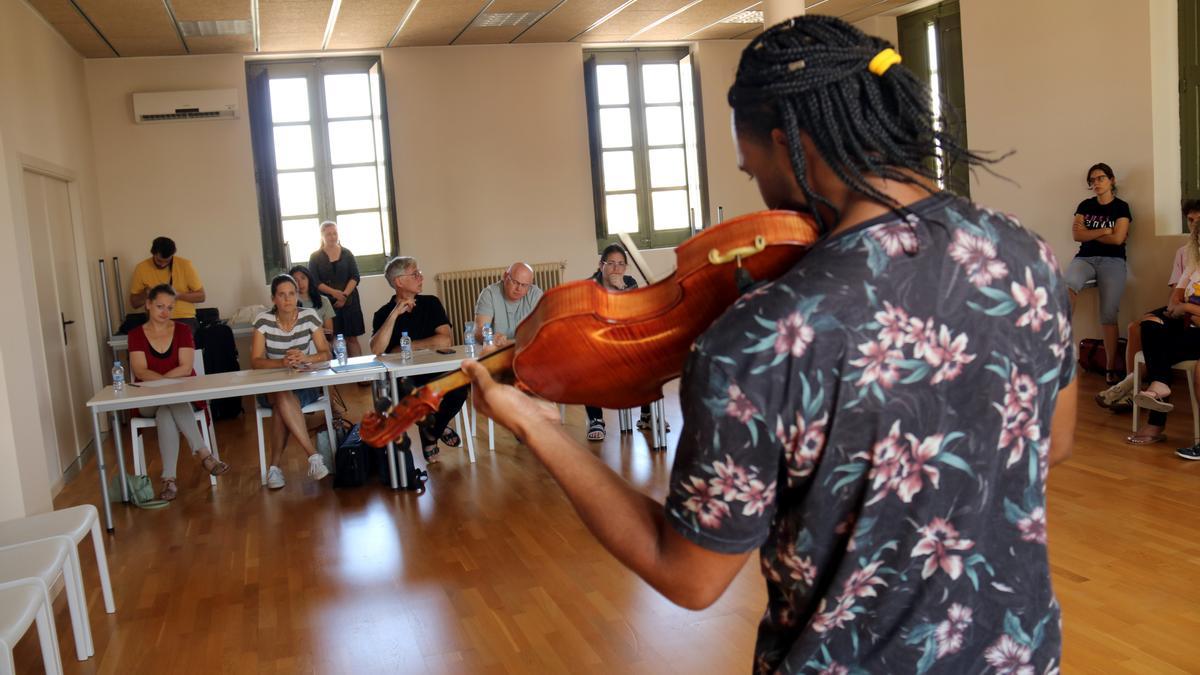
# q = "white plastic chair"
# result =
<box><xmin>255</xmin><ymin>386</ymin><xmax>334</xmax><ymax>484</ymax></box>
<box><xmin>0</xmin><ymin>581</ymin><xmax>62</xmax><ymax>675</ymax></box>
<box><xmin>1132</xmin><ymin>351</ymin><xmax>1200</xmax><ymax>442</ymax></box>
<box><xmin>0</xmin><ymin>539</ymin><xmax>89</xmax><ymax>662</ymax></box>
<box><xmin>129</xmin><ymin>349</ymin><xmax>223</xmax><ymax>486</ymax></box>
<box><xmin>0</xmin><ymin>505</ymin><xmax>114</xmax><ymax>618</ymax></box>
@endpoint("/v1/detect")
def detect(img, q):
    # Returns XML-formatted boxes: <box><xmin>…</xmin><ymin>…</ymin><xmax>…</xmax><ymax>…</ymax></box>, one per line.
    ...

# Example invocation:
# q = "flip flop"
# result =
<box><xmin>1133</xmin><ymin>391</ymin><xmax>1174</xmax><ymax>413</ymax></box>
<box><xmin>1125</xmin><ymin>433</ymin><xmax>1166</xmax><ymax>446</ymax></box>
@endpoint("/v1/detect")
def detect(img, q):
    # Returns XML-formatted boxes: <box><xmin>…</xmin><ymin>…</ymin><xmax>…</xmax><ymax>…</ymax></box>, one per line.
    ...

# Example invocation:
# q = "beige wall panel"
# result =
<box><xmin>578</xmin><ymin>1</ymin><xmax>694</xmax><ymax>40</ymax></box>
<box><xmin>84</xmin><ymin>54</ymin><xmax>267</xmax><ymax>335</ymax></box>
<box><xmin>453</xmin><ymin>0</ymin><xmax>564</xmax><ymax>45</ymax></box>
<box><xmin>327</xmin><ymin>0</ymin><xmax>412</xmax><ymax>50</ymax></box>
<box><xmin>635</xmin><ymin>0</ymin><xmax>762</xmax><ymax>41</ymax></box>
<box><xmin>25</xmin><ymin>0</ymin><xmax>116</xmax><ymax>57</ymax></box>
<box><xmin>1</xmin><ymin>0</ymin><xmax>108</xmax><ymax>516</ymax></box>
<box><xmin>171</xmin><ymin>0</ymin><xmax>252</xmax><ymax>21</ymax></box>
<box><xmin>389</xmin><ymin>0</ymin><xmax>486</xmax><ymax>47</ymax></box>
<box><xmin>960</xmin><ymin>0</ymin><xmax>1180</xmax><ymax>347</ymax></box>
<box><xmin>513</xmin><ymin>0</ymin><xmax>628</xmax><ymax>43</ymax></box>
<box><xmin>74</xmin><ymin>0</ymin><xmax>186</xmax><ymax>56</ymax></box>
<box><xmin>187</xmin><ymin>34</ymin><xmax>255</xmax><ymax>54</ymax></box>
<box><xmin>259</xmin><ymin>0</ymin><xmax>328</xmax><ymax>52</ymax></box>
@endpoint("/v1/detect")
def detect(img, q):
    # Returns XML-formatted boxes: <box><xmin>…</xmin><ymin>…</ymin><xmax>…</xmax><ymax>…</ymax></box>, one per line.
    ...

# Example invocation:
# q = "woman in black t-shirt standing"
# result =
<box><xmin>1065</xmin><ymin>162</ymin><xmax>1132</xmax><ymax>384</ymax></box>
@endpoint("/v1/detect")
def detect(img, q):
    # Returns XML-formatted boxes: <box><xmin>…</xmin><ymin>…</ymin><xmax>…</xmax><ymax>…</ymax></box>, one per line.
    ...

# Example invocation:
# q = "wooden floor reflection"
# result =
<box><xmin>12</xmin><ymin>373</ymin><xmax>1200</xmax><ymax>673</ymax></box>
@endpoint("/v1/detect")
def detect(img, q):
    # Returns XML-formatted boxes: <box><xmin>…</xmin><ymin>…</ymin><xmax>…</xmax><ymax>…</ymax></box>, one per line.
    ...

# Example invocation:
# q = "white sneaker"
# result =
<box><xmin>308</xmin><ymin>454</ymin><xmax>330</xmax><ymax>481</ymax></box>
<box><xmin>266</xmin><ymin>465</ymin><xmax>285</xmax><ymax>489</ymax></box>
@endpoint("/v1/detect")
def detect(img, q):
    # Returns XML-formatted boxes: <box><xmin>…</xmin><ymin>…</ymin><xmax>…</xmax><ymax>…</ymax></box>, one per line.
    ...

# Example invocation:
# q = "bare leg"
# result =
<box><xmin>1102</xmin><ymin>323</ymin><xmax>1120</xmax><ymax>372</ymax></box>
<box><xmin>269</xmin><ymin>398</ymin><xmax>289</xmax><ymax>467</ymax></box>
<box><xmin>272</xmin><ymin>391</ymin><xmax>318</xmax><ymax>458</ymax></box>
<box><xmin>1125</xmin><ymin>320</ymin><xmax>1141</xmax><ymax>375</ymax></box>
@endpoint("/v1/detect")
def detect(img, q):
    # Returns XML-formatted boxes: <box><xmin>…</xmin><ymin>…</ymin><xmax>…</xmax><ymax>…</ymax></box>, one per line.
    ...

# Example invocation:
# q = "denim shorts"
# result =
<box><xmin>256</xmin><ymin>386</ymin><xmax>323</xmax><ymax>409</ymax></box>
<box><xmin>1065</xmin><ymin>256</ymin><xmax>1127</xmax><ymax>324</ymax></box>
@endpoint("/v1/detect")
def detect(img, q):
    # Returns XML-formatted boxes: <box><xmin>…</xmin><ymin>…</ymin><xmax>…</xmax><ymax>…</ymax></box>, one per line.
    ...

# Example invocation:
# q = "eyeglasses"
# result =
<box><xmin>398</xmin><ymin>270</ymin><xmax>424</xmax><ymax>278</ymax></box>
<box><xmin>601</xmin><ymin>260</ymin><xmax>628</xmax><ymax>269</ymax></box>
<box><xmin>1087</xmin><ymin>175</ymin><xmax>1109</xmax><ymax>185</ymax></box>
<box><xmin>505</xmin><ymin>276</ymin><xmax>533</xmax><ymax>290</ymax></box>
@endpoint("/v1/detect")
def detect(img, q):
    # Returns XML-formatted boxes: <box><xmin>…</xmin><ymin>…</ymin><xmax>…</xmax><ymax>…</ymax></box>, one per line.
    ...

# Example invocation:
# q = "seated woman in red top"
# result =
<box><xmin>127</xmin><ymin>284</ymin><xmax>230</xmax><ymax>500</ymax></box>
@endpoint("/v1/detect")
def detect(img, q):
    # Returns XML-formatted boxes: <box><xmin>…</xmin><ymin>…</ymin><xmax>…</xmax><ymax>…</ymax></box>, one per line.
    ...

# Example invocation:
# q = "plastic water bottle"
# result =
<box><xmin>335</xmin><ymin>333</ymin><xmax>348</xmax><ymax>366</ymax></box>
<box><xmin>463</xmin><ymin>321</ymin><xmax>477</xmax><ymax>357</ymax></box>
<box><xmin>111</xmin><ymin>360</ymin><xmax>125</xmax><ymax>392</ymax></box>
<box><xmin>399</xmin><ymin>331</ymin><xmax>412</xmax><ymax>362</ymax></box>
<box><xmin>482</xmin><ymin>322</ymin><xmax>494</xmax><ymax>347</ymax></box>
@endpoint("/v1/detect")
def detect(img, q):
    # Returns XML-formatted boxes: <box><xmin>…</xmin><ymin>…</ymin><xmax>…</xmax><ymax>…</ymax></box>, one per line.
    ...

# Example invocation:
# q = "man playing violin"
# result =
<box><xmin>465</xmin><ymin>16</ymin><xmax>1076</xmax><ymax>673</ymax></box>
<box><xmin>473</xmin><ymin>261</ymin><xmax>543</xmax><ymax>346</ymax></box>
<box><xmin>370</xmin><ymin>256</ymin><xmax>468</xmax><ymax>463</ymax></box>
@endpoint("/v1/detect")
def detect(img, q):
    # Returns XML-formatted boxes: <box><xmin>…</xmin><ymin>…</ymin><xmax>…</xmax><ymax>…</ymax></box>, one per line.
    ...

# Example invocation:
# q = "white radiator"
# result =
<box><xmin>435</xmin><ymin>261</ymin><xmax>565</xmax><ymax>335</ymax></box>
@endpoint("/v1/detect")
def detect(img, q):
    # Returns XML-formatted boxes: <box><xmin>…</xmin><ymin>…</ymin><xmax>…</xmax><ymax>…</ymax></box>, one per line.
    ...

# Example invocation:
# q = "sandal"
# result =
<box><xmin>200</xmin><ymin>452</ymin><xmax>231</xmax><ymax>476</ymax></box>
<box><xmin>1125</xmin><ymin>432</ymin><xmax>1167</xmax><ymax>445</ymax></box>
<box><xmin>160</xmin><ymin>479</ymin><xmax>177</xmax><ymax>501</ymax></box>
<box><xmin>1133</xmin><ymin>390</ymin><xmax>1174</xmax><ymax>413</ymax></box>
<box><xmin>587</xmin><ymin>419</ymin><xmax>606</xmax><ymax>441</ymax></box>
<box><xmin>636</xmin><ymin>414</ymin><xmax>671</xmax><ymax>433</ymax></box>
<box><xmin>422</xmin><ymin>445</ymin><xmax>441</xmax><ymax>464</ymax></box>
<box><xmin>440</xmin><ymin>427</ymin><xmax>462</xmax><ymax>448</ymax></box>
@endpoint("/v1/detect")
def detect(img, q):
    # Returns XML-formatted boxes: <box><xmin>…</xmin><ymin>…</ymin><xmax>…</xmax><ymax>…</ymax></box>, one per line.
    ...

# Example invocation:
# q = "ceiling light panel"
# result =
<box><xmin>454</xmin><ymin>0</ymin><xmax>561</xmax><ymax>45</ymax></box>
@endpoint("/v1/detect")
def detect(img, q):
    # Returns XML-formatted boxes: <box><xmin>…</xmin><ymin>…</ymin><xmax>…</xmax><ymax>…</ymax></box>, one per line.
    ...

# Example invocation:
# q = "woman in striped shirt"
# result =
<box><xmin>252</xmin><ymin>274</ymin><xmax>333</xmax><ymax>489</ymax></box>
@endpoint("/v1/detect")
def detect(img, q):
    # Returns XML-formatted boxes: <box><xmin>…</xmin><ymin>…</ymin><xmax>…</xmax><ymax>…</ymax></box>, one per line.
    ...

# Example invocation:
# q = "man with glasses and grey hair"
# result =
<box><xmin>473</xmin><ymin>262</ymin><xmax>543</xmax><ymax>346</ymax></box>
<box><xmin>370</xmin><ymin>256</ymin><xmax>468</xmax><ymax>463</ymax></box>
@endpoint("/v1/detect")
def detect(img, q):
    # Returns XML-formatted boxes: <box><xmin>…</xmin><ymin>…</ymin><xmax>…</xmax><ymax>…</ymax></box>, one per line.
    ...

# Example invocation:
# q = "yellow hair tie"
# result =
<box><xmin>868</xmin><ymin>48</ymin><xmax>902</xmax><ymax>76</ymax></box>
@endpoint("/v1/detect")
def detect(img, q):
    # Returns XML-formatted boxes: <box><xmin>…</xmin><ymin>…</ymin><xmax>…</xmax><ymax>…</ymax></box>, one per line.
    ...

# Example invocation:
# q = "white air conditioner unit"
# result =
<box><xmin>132</xmin><ymin>89</ymin><xmax>239</xmax><ymax>123</ymax></box>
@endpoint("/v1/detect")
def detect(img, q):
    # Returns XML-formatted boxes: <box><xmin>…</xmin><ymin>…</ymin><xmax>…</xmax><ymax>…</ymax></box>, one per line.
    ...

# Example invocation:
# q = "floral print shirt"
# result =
<box><xmin>666</xmin><ymin>193</ymin><xmax>1073</xmax><ymax>674</ymax></box>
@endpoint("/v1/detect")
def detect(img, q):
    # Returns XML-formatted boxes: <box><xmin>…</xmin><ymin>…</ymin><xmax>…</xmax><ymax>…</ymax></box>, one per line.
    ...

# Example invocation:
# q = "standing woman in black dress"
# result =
<box><xmin>309</xmin><ymin>220</ymin><xmax>366</xmax><ymax>357</ymax></box>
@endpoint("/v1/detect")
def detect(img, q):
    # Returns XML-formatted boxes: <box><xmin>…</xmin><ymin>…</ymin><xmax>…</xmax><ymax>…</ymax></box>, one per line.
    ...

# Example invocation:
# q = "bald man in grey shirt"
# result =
<box><xmin>473</xmin><ymin>262</ymin><xmax>543</xmax><ymax>344</ymax></box>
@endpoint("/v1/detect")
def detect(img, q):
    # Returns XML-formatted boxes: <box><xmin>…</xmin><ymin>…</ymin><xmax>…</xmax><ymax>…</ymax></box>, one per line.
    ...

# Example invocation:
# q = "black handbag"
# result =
<box><xmin>333</xmin><ymin>424</ymin><xmax>370</xmax><ymax>488</ymax></box>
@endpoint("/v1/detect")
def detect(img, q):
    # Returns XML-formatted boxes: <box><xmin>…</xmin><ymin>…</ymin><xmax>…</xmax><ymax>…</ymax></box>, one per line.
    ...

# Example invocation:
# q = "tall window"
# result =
<box><xmin>247</xmin><ymin>57</ymin><xmax>396</xmax><ymax>278</ymax></box>
<box><xmin>898</xmin><ymin>1</ymin><xmax>969</xmax><ymax>197</ymax></box>
<box><xmin>584</xmin><ymin>48</ymin><xmax>707</xmax><ymax>250</ymax></box>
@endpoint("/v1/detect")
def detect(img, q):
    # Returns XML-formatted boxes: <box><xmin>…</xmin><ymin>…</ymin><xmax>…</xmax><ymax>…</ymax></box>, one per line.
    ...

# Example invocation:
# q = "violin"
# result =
<box><xmin>359</xmin><ymin>209</ymin><xmax>820</xmax><ymax>448</ymax></box>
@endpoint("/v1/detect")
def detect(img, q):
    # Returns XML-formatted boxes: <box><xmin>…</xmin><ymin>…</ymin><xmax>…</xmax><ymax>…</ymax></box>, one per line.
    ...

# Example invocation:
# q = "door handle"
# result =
<box><xmin>61</xmin><ymin>312</ymin><xmax>75</xmax><ymax>345</ymax></box>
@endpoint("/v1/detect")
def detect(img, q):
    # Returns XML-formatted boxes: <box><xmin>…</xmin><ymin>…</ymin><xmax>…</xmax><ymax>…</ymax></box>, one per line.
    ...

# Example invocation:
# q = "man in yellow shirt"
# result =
<box><xmin>129</xmin><ymin>237</ymin><xmax>205</xmax><ymax>329</ymax></box>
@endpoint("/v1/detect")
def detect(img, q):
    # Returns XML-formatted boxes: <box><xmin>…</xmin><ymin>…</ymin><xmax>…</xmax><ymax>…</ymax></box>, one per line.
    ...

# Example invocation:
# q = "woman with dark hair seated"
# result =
<box><xmin>128</xmin><ymin>283</ymin><xmax>230</xmax><ymax>500</ymax></box>
<box><xmin>582</xmin><ymin>244</ymin><xmax>667</xmax><ymax>441</ymax></box>
<box><xmin>252</xmin><ymin>274</ymin><xmax>333</xmax><ymax>489</ymax></box>
<box><xmin>288</xmin><ymin>265</ymin><xmax>335</xmax><ymax>339</ymax></box>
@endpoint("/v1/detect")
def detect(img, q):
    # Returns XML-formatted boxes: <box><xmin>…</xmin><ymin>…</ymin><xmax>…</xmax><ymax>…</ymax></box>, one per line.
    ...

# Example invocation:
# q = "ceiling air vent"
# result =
<box><xmin>721</xmin><ymin>10</ymin><xmax>763</xmax><ymax>24</ymax></box>
<box><xmin>473</xmin><ymin>11</ymin><xmax>544</xmax><ymax>28</ymax></box>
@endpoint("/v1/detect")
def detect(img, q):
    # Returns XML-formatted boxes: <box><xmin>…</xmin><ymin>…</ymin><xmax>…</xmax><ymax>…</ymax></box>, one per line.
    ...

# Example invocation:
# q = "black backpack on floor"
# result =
<box><xmin>334</xmin><ymin>424</ymin><xmax>371</xmax><ymax>488</ymax></box>
<box><xmin>196</xmin><ymin>323</ymin><xmax>243</xmax><ymax>420</ymax></box>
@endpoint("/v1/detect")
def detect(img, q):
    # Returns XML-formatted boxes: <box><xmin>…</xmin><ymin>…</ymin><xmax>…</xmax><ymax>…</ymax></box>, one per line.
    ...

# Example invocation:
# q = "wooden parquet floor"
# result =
<box><xmin>10</xmin><ymin>373</ymin><xmax>1200</xmax><ymax>673</ymax></box>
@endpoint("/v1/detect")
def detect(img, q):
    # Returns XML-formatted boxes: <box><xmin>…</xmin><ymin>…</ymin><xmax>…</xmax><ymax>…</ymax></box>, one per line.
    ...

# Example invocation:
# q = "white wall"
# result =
<box><xmin>84</xmin><ymin>54</ymin><xmax>266</xmax><ymax>319</ymax></box>
<box><xmin>84</xmin><ymin>41</ymin><xmax>770</xmax><ymax>313</ymax></box>
<box><xmin>0</xmin><ymin>0</ymin><xmax>106</xmax><ymax>517</ymax></box>
<box><xmin>962</xmin><ymin>0</ymin><xmax>1184</xmax><ymax>338</ymax></box>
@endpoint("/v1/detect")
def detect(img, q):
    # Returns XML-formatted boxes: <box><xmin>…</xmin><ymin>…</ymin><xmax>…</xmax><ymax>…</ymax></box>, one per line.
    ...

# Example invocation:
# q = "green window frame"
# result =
<box><xmin>247</xmin><ymin>56</ymin><xmax>398</xmax><ymax>279</ymax></box>
<box><xmin>584</xmin><ymin>48</ymin><xmax>708</xmax><ymax>251</ymax></box>
<box><xmin>897</xmin><ymin>1</ymin><xmax>970</xmax><ymax>198</ymax></box>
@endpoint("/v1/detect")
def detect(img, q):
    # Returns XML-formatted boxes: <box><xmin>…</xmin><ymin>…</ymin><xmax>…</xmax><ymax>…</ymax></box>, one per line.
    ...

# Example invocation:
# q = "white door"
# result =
<box><xmin>23</xmin><ymin>170</ymin><xmax>92</xmax><ymax>476</ymax></box>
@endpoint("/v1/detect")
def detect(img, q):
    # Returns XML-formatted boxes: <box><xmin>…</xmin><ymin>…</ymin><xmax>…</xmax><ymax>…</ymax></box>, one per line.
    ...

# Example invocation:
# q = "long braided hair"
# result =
<box><xmin>728</xmin><ymin>15</ymin><xmax>995</xmax><ymax>234</ymax></box>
